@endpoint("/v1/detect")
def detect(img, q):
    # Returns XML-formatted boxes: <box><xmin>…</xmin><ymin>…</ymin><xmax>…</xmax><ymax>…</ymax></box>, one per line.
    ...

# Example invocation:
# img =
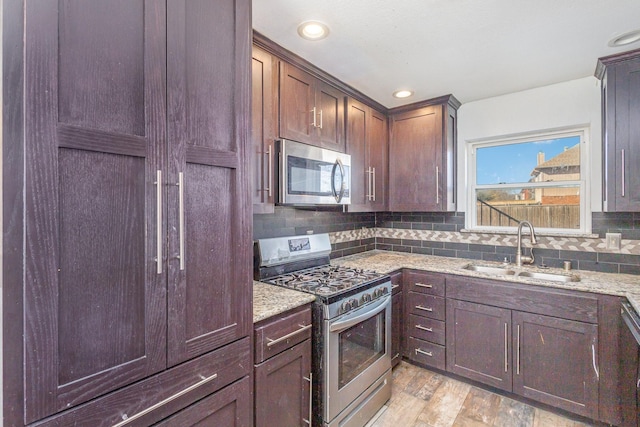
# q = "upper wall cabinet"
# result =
<box><xmin>597</xmin><ymin>49</ymin><xmax>640</xmax><ymax>212</ymax></box>
<box><xmin>388</xmin><ymin>96</ymin><xmax>459</xmax><ymax>212</ymax></box>
<box><xmin>252</xmin><ymin>46</ymin><xmax>278</xmax><ymax>213</ymax></box>
<box><xmin>346</xmin><ymin>97</ymin><xmax>388</xmax><ymax>212</ymax></box>
<box><xmin>279</xmin><ymin>62</ymin><xmax>346</xmax><ymax>152</ymax></box>
<box><xmin>21</xmin><ymin>1</ymin><xmax>251</xmax><ymax>424</ymax></box>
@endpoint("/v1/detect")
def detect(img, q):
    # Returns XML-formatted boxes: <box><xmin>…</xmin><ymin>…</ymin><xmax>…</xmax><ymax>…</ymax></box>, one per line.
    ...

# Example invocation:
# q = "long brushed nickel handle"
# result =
<box><xmin>592</xmin><ymin>344</ymin><xmax>599</xmax><ymax>379</ymax></box>
<box><xmin>303</xmin><ymin>373</ymin><xmax>313</xmax><ymax>425</ymax></box>
<box><xmin>504</xmin><ymin>322</ymin><xmax>508</xmax><ymax>373</ymax></box>
<box><xmin>155</xmin><ymin>170</ymin><xmax>162</xmax><ymax>274</ymax></box>
<box><xmin>621</xmin><ymin>149</ymin><xmax>626</xmax><ymax>197</ymax></box>
<box><xmin>113</xmin><ymin>373</ymin><xmax>218</xmax><ymax>427</ymax></box>
<box><xmin>415</xmin><ymin>324</ymin><xmax>433</xmax><ymax>332</ymax></box>
<box><xmin>415</xmin><ymin>283</ymin><xmax>432</xmax><ymax>289</ymax></box>
<box><xmin>318</xmin><ymin>109</ymin><xmax>323</xmax><ymax>129</ymax></box>
<box><xmin>415</xmin><ymin>305</ymin><xmax>433</xmax><ymax>312</ymax></box>
<box><xmin>266</xmin><ymin>324</ymin><xmax>312</xmax><ymax>347</ymax></box>
<box><xmin>516</xmin><ymin>324</ymin><xmax>521</xmax><ymax>375</ymax></box>
<box><xmin>177</xmin><ymin>172</ymin><xmax>185</xmax><ymax>271</ymax></box>
<box><xmin>311</xmin><ymin>107</ymin><xmax>317</xmax><ymax>127</ymax></box>
<box><xmin>436</xmin><ymin>165</ymin><xmax>440</xmax><ymax>205</ymax></box>
<box><xmin>415</xmin><ymin>348</ymin><xmax>433</xmax><ymax>357</ymax></box>
<box><xmin>265</xmin><ymin>144</ymin><xmax>273</xmax><ymax>198</ymax></box>
<box><xmin>372</xmin><ymin>167</ymin><xmax>376</xmax><ymax>202</ymax></box>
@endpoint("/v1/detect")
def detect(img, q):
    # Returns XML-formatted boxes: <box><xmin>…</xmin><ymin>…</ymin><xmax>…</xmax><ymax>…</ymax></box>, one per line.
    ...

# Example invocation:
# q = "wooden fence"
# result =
<box><xmin>476</xmin><ymin>202</ymin><xmax>580</xmax><ymax>229</ymax></box>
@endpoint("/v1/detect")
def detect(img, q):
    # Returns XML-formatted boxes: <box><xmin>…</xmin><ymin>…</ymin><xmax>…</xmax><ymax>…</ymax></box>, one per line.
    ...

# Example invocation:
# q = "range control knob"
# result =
<box><xmin>349</xmin><ymin>298</ymin><xmax>359</xmax><ymax>309</ymax></box>
<box><xmin>340</xmin><ymin>300</ymin><xmax>351</xmax><ymax>314</ymax></box>
<box><xmin>360</xmin><ymin>293</ymin><xmax>372</xmax><ymax>304</ymax></box>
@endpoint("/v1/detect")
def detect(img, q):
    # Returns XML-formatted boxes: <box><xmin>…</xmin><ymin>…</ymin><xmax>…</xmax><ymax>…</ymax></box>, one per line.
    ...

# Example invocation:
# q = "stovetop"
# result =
<box><xmin>264</xmin><ymin>265</ymin><xmax>387</xmax><ymax>298</ymax></box>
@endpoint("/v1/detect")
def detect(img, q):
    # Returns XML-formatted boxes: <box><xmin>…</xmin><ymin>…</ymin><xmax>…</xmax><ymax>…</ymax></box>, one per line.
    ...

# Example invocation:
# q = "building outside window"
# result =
<box><xmin>467</xmin><ymin>128</ymin><xmax>589</xmax><ymax>234</ymax></box>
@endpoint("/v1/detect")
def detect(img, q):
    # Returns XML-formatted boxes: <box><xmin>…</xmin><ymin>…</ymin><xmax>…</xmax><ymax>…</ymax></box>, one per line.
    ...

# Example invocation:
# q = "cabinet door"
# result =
<box><xmin>604</xmin><ymin>56</ymin><xmax>640</xmax><ymax>211</ymax></box>
<box><xmin>346</xmin><ymin>98</ymin><xmax>369</xmax><ymax>210</ymax></box>
<box><xmin>369</xmin><ymin>109</ymin><xmax>388</xmax><ymax>211</ymax></box>
<box><xmin>251</xmin><ymin>46</ymin><xmax>278</xmax><ymax>214</ymax></box>
<box><xmin>513</xmin><ymin>311</ymin><xmax>598</xmax><ymax>419</ymax></box>
<box><xmin>166</xmin><ymin>0</ymin><xmax>252</xmax><ymax>366</ymax></box>
<box><xmin>446</xmin><ymin>299</ymin><xmax>512</xmax><ymax>392</ymax></box>
<box><xmin>255</xmin><ymin>340</ymin><xmax>312</xmax><ymax>427</ymax></box>
<box><xmin>23</xmin><ymin>2</ymin><xmax>167</xmax><ymax>422</ymax></box>
<box><xmin>280</xmin><ymin>63</ymin><xmax>316</xmax><ymax>144</ymax></box>
<box><xmin>154</xmin><ymin>376</ymin><xmax>252</xmax><ymax>427</ymax></box>
<box><xmin>389</xmin><ymin>105</ymin><xmax>443</xmax><ymax>211</ymax></box>
<box><xmin>316</xmin><ymin>80</ymin><xmax>346</xmax><ymax>151</ymax></box>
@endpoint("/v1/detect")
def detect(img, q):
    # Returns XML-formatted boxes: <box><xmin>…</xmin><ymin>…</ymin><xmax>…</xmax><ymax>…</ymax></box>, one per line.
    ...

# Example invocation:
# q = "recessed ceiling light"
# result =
<box><xmin>608</xmin><ymin>29</ymin><xmax>640</xmax><ymax>47</ymax></box>
<box><xmin>297</xmin><ymin>21</ymin><xmax>329</xmax><ymax>41</ymax></box>
<box><xmin>393</xmin><ymin>90</ymin><xmax>414</xmax><ymax>99</ymax></box>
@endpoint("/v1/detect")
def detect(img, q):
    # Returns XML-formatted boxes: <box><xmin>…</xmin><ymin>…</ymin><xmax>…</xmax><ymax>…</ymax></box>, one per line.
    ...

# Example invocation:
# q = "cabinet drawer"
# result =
<box><xmin>405</xmin><ymin>270</ymin><xmax>445</xmax><ymax>296</ymax></box>
<box><xmin>407</xmin><ymin>292</ymin><xmax>445</xmax><ymax>320</ymax></box>
<box><xmin>254</xmin><ymin>306</ymin><xmax>312</xmax><ymax>363</ymax></box>
<box><xmin>406</xmin><ymin>337</ymin><xmax>445</xmax><ymax>370</ymax></box>
<box><xmin>34</xmin><ymin>338</ymin><xmax>250</xmax><ymax>427</ymax></box>
<box><xmin>408</xmin><ymin>315</ymin><xmax>445</xmax><ymax>345</ymax></box>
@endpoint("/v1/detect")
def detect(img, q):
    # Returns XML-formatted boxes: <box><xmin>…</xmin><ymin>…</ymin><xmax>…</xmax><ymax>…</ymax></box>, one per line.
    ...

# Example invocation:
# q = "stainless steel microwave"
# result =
<box><xmin>277</xmin><ymin>139</ymin><xmax>351</xmax><ymax>205</ymax></box>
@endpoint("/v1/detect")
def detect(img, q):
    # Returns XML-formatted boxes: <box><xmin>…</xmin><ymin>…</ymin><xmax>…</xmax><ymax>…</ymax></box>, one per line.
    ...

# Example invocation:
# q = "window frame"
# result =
<box><xmin>466</xmin><ymin>127</ymin><xmax>590</xmax><ymax>235</ymax></box>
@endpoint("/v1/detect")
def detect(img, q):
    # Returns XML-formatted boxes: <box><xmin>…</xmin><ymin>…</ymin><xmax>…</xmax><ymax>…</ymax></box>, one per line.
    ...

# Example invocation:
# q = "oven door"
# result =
<box><xmin>278</xmin><ymin>139</ymin><xmax>351</xmax><ymax>205</ymax></box>
<box><xmin>324</xmin><ymin>294</ymin><xmax>391</xmax><ymax>423</ymax></box>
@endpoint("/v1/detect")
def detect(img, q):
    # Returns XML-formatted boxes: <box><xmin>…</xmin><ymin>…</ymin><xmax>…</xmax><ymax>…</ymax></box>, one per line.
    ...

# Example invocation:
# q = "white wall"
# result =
<box><xmin>457</xmin><ymin>76</ymin><xmax>602</xmax><ymax>214</ymax></box>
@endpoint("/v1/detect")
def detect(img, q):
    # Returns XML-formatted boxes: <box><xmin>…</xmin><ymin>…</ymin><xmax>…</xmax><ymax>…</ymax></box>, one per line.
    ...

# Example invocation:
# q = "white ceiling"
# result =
<box><xmin>252</xmin><ymin>0</ymin><xmax>640</xmax><ymax>108</ymax></box>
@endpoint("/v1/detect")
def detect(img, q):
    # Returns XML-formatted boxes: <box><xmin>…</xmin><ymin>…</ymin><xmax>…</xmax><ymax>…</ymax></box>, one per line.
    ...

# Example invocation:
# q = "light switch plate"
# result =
<box><xmin>606</xmin><ymin>232</ymin><xmax>622</xmax><ymax>250</ymax></box>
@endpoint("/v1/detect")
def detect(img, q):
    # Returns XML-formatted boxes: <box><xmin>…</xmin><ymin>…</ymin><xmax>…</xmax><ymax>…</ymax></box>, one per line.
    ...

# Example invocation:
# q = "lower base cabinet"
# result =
<box><xmin>254</xmin><ymin>305</ymin><xmax>313</xmax><ymax>427</ymax></box>
<box><xmin>446</xmin><ymin>275</ymin><xmax>600</xmax><ymax>420</ymax></box>
<box><xmin>154</xmin><ymin>377</ymin><xmax>252</xmax><ymax>426</ymax></box>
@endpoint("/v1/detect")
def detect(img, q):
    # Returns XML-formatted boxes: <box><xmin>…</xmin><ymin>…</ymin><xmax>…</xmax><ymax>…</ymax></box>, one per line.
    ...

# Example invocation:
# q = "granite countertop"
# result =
<box><xmin>253</xmin><ymin>250</ymin><xmax>640</xmax><ymax>323</ymax></box>
<box><xmin>330</xmin><ymin>250</ymin><xmax>640</xmax><ymax>314</ymax></box>
<box><xmin>253</xmin><ymin>281</ymin><xmax>316</xmax><ymax>323</ymax></box>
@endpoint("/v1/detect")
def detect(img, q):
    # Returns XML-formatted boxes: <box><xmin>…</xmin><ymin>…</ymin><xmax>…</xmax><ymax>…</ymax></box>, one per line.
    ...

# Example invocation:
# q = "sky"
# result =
<box><xmin>476</xmin><ymin>135</ymin><xmax>580</xmax><ymax>185</ymax></box>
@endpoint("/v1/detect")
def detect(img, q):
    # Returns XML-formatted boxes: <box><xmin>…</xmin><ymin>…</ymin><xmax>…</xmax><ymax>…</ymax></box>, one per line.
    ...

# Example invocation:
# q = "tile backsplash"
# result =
<box><xmin>254</xmin><ymin>209</ymin><xmax>640</xmax><ymax>275</ymax></box>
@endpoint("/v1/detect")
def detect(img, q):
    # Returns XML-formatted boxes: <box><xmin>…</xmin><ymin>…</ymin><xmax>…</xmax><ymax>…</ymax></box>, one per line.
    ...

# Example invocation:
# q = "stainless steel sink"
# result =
<box><xmin>462</xmin><ymin>264</ymin><xmax>580</xmax><ymax>282</ymax></box>
<box><xmin>462</xmin><ymin>264</ymin><xmax>516</xmax><ymax>275</ymax></box>
<box><xmin>515</xmin><ymin>271</ymin><xmax>579</xmax><ymax>283</ymax></box>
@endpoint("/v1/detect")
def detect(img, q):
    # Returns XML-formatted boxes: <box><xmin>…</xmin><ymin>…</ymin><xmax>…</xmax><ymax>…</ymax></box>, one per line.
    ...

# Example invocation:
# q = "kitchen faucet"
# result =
<box><xmin>516</xmin><ymin>221</ymin><xmax>537</xmax><ymax>267</ymax></box>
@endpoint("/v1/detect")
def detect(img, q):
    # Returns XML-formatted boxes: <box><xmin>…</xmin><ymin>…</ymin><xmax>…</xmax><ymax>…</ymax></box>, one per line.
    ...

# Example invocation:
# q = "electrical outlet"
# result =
<box><xmin>606</xmin><ymin>232</ymin><xmax>622</xmax><ymax>250</ymax></box>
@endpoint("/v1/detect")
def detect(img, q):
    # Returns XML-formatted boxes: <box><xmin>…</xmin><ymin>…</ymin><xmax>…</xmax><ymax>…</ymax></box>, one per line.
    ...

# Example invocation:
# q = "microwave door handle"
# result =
<box><xmin>329</xmin><ymin>295</ymin><xmax>390</xmax><ymax>333</ymax></box>
<box><xmin>331</xmin><ymin>158</ymin><xmax>346</xmax><ymax>203</ymax></box>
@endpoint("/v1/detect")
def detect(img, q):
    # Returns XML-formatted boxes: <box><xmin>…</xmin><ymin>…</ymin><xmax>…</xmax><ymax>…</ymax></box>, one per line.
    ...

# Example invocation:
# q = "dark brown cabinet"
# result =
<box><xmin>403</xmin><ymin>270</ymin><xmax>446</xmax><ymax>369</ymax></box>
<box><xmin>18</xmin><ymin>1</ymin><xmax>252</xmax><ymax>425</ymax></box>
<box><xmin>513</xmin><ymin>311</ymin><xmax>598</xmax><ymax>418</ymax></box>
<box><xmin>597</xmin><ymin>49</ymin><xmax>640</xmax><ymax>212</ymax></box>
<box><xmin>388</xmin><ymin>96</ymin><xmax>459</xmax><ymax>212</ymax></box>
<box><xmin>621</xmin><ymin>301</ymin><xmax>640</xmax><ymax>427</ymax></box>
<box><xmin>446</xmin><ymin>275</ymin><xmax>599</xmax><ymax>420</ymax></box>
<box><xmin>280</xmin><ymin>62</ymin><xmax>346</xmax><ymax>152</ymax></box>
<box><xmin>154</xmin><ymin>377</ymin><xmax>252</xmax><ymax>426</ymax></box>
<box><xmin>346</xmin><ymin>97</ymin><xmax>388</xmax><ymax>211</ymax></box>
<box><xmin>446</xmin><ymin>299</ymin><xmax>512</xmax><ymax>391</ymax></box>
<box><xmin>254</xmin><ymin>306</ymin><xmax>313</xmax><ymax>427</ymax></box>
<box><xmin>251</xmin><ymin>45</ymin><xmax>278</xmax><ymax>214</ymax></box>
<box><xmin>390</xmin><ymin>271</ymin><xmax>404</xmax><ymax>367</ymax></box>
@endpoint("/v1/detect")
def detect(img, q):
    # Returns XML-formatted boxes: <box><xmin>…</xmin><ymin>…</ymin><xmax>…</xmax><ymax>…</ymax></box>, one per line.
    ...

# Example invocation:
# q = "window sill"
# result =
<box><xmin>460</xmin><ymin>228</ymin><xmax>600</xmax><ymax>239</ymax></box>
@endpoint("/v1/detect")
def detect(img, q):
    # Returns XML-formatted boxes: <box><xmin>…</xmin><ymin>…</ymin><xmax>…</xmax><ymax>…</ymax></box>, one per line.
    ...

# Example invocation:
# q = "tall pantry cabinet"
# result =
<box><xmin>4</xmin><ymin>1</ymin><xmax>252</xmax><ymax>425</ymax></box>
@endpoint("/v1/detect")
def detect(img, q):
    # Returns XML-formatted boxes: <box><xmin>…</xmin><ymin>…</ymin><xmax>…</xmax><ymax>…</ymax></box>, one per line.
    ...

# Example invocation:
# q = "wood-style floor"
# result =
<box><xmin>366</xmin><ymin>362</ymin><xmax>593</xmax><ymax>427</ymax></box>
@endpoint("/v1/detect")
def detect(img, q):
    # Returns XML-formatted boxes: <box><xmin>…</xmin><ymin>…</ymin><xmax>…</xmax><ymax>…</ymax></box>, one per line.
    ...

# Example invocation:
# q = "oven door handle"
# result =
<box><xmin>329</xmin><ymin>295</ymin><xmax>391</xmax><ymax>333</ymax></box>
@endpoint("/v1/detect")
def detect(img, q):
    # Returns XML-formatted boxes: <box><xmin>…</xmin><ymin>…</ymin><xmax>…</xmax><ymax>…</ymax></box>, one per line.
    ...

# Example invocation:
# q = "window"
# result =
<box><xmin>467</xmin><ymin>128</ymin><xmax>589</xmax><ymax>234</ymax></box>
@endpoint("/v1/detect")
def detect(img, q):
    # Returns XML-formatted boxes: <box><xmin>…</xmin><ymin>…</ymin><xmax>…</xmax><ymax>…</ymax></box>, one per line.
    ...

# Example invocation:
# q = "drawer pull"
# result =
<box><xmin>415</xmin><ymin>324</ymin><xmax>433</xmax><ymax>332</ymax></box>
<box><xmin>266</xmin><ymin>324</ymin><xmax>312</xmax><ymax>347</ymax></box>
<box><xmin>112</xmin><ymin>373</ymin><xmax>218</xmax><ymax>427</ymax></box>
<box><xmin>391</xmin><ymin>284</ymin><xmax>400</xmax><ymax>290</ymax></box>
<box><xmin>415</xmin><ymin>283</ymin><xmax>432</xmax><ymax>289</ymax></box>
<box><xmin>415</xmin><ymin>305</ymin><xmax>433</xmax><ymax>312</ymax></box>
<box><xmin>415</xmin><ymin>348</ymin><xmax>433</xmax><ymax>357</ymax></box>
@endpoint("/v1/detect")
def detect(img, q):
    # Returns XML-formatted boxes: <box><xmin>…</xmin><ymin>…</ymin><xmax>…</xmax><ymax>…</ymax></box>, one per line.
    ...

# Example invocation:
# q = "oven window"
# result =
<box><xmin>338</xmin><ymin>310</ymin><xmax>386</xmax><ymax>388</ymax></box>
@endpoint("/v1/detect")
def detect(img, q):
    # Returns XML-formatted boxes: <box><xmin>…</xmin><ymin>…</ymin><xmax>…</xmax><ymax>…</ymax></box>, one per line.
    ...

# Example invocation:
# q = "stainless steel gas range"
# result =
<box><xmin>255</xmin><ymin>234</ymin><xmax>392</xmax><ymax>427</ymax></box>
